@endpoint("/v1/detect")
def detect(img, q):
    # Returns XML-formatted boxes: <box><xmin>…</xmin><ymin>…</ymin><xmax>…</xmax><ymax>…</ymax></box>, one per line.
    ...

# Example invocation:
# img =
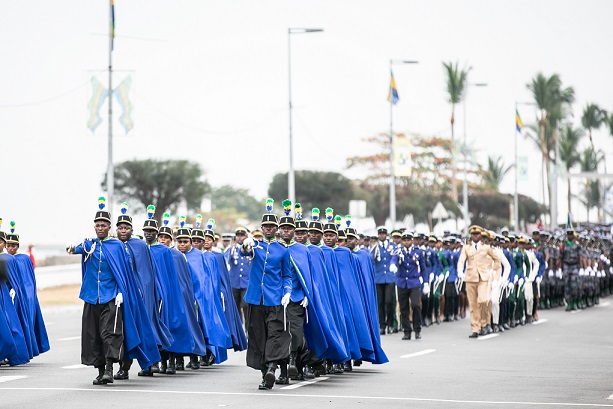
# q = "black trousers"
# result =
<box><xmin>398</xmin><ymin>286</ymin><xmax>422</xmax><ymax>334</ymax></box>
<box><xmin>286</xmin><ymin>301</ymin><xmax>305</xmax><ymax>354</ymax></box>
<box><xmin>232</xmin><ymin>288</ymin><xmax>249</xmax><ymax>326</ymax></box>
<box><xmin>81</xmin><ymin>300</ymin><xmax>123</xmax><ymax>367</ymax></box>
<box><xmin>246</xmin><ymin>304</ymin><xmax>291</xmax><ymax>371</ymax></box>
<box><xmin>376</xmin><ymin>283</ymin><xmax>395</xmax><ymax>329</ymax></box>
<box><xmin>443</xmin><ymin>282</ymin><xmax>458</xmax><ymax>319</ymax></box>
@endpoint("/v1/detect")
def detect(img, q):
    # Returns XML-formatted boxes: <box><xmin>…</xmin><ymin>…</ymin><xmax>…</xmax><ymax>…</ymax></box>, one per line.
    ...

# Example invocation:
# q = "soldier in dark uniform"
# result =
<box><xmin>225</xmin><ymin>227</ymin><xmax>252</xmax><ymax>327</ymax></box>
<box><xmin>371</xmin><ymin>227</ymin><xmax>398</xmax><ymax>334</ymax></box>
<box><xmin>561</xmin><ymin>228</ymin><xmax>581</xmax><ymax>311</ymax></box>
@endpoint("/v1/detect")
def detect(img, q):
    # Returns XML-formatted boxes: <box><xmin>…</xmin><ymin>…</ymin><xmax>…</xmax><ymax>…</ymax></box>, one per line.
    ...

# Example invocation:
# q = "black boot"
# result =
<box><xmin>93</xmin><ymin>367</ymin><xmax>106</xmax><ymax>385</ymax></box>
<box><xmin>343</xmin><ymin>361</ymin><xmax>352</xmax><ymax>372</ymax></box>
<box><xmin>151</xmin><ymin>362</ymin><xmax>160</xmax><ymax>374</ymax></box>
<box><xmin>102</xmin><ymin>359</ymin><xmax>114</xmax><ymax>384</ymax></box>
<box><xmin>276</xmin><ymin>364</ymin><xmax>289</xmax><ymax>385</ymax></box>
<box><xmin>189</xmin><ymin>356</ymin><xmax>200</xmax><ymax>370</ymax></box>
<box><xmin>258</xmin><ymin>370</ymin><xmax>269</xmax><ymax>390</ymax></box>
<box><xmin>166</xmin><ymin>354</ymin><xmax>176</xmax><ymax>375</ymax></box>
<box><xmin>160</xmin><ymin>359</ymin><xmax>167</xmax><ymax>374</ymax></box>
<box><xmin>288</xmin><ymin>353</ymin><xmax>298</xmax><ymax>378</ymax></box>
<box><xmin>303</xmin><ymin>365</ymin><xmax>315</xmax><ymax>379</ymax></box>
<box><xmin>353</xmin><ymin>359</ymin><xmax>362</xmax><ymax>367</ymax></box>
<box><xmin>138</xmin><ymin>366</ymin><xmax>154</xmax><ymax>377</ymax></box>
<box><xmin>113</xmin><ymin>360</ymin><xmax>129</xmax><ymax>380</ymax></box>
<box><xmin>176</xmin><ymin>356</ymin><xmax>184</xmax><ymax>371</ymax></box>
<box><xmin>264</xmin><ymin>362</ymin><xmax>277</xmax><ymax>389</ymax></box>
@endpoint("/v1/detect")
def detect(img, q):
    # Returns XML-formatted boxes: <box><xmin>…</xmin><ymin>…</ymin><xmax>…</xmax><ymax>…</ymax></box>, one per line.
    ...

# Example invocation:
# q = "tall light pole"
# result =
<box><xmin>389</xmin><ymin>59</ymin><xmax>418</xmax><ymax>229</ymax></box>
<box><xmin>514</xmin><ymin>101</ymin><xmax>536</xmax><ymax>231</ymax></box>
<box><xmin>288</xmin><ymin>28</ymin><xmax>323</xmax><ymax>208</ymax></box>
<box><xmin>462</xmin><ymin>82</ymin><xmax>487</xmax><ymax>234</ymax></box>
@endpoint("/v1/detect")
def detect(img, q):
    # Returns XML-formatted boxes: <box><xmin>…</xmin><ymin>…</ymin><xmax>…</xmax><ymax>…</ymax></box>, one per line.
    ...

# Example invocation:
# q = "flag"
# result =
<box><xmin>518</xmin><ymin>155</ymin><xmax>528</xmax><ymax>181</ymax></box>
<box><xmin>387</xmin><ymin>70</ymin><xmax>399</xmax><ymax>105</ymax></box>
<box><xmin>87</xmin><ymin>77</ymin><xmax>109</xmax><ymax>133</ymax></box>
<box><xmin>110</xmin><ymin>0</ymin><xmax>115</xmax><ymax>50</ymax></box>
<box><xmin>566</xmin><ymin>213</ymin><xmax>574</xmax><ymax>232</ymax></box>
<box><xmin>393</xmin><ymin>134</ymin><xmax>411</xmax><ymax>177</ymax></box>
<box><xmin>113</xmin><ymin>75</ymin><xmax>134</xmax><ymax>133</ymax></box>
<box><xmin>516</xmin><ymin>109</ymin><xmax>523</xmax><ymax>132</ymax></box>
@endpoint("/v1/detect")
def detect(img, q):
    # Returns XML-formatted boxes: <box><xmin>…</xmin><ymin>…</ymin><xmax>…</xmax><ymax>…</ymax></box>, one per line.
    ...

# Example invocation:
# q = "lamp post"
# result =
<box><xmin>389</xmin><ymin>59</ymin><xmax>418</xmax><ymax>230</ymax></box>
<box><xmin>514</xmin><ymin>101</ymin><xmax>537</xmax><ymax>231</ymax></box>
<box><xmin>462</xmin><ymin>82</ymin><xmax>487</xmax><ymax>234</ymax></box>
<box><xmin>288</xmin><ymin>28</ymin><xmax>323</xmax><ymax>208</ymax></box>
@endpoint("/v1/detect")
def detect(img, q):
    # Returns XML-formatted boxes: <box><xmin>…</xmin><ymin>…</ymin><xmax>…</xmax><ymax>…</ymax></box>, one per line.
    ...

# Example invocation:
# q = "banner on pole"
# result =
<box><xmin>518</xmin><ymin>156</ymin><xmax>529</xmax><ymax>181</ymax></box>
<box><xmin>393</xmin><ymin>134</ymin><xmax>412</xmax><ymax>177</ymax></box>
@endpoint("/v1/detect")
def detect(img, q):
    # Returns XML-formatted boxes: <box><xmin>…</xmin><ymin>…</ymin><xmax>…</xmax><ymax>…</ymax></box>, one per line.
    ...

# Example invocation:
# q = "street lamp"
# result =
<box><xmin>288</xmin><ymin>28</ymin><xmax>323</xmax><ymax>208</ymax></box>
<box><xmin>514</xmin><ymin>101</ymin><xmax>537</xmax><ymax>231</ymax></box>
<box><xmin>462</xmin><ymin>82</ymin><xmax>487</xmax><ymax>234</ymax></box>
<box><xmin>389</xmin><ymin>59</ymin><xmax>418</xmax><ymax>230</ymax></box>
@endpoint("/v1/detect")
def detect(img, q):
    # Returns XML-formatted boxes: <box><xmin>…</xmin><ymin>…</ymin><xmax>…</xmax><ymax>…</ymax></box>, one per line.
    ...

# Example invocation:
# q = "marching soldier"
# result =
<box><xmin>225</xmin><ymin>227</ymin><xmax>252</xmax><ymax>327</ymax></box>
<box><xmin>371</xmin><ymin>227</ymin><xmax>397</xmax><ymax>335</ymax></box>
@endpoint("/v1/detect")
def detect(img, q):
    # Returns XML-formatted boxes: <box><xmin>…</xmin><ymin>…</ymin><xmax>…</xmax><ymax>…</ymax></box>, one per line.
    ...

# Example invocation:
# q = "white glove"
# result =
<box><xmin>438</xmin><ymin>274</ymin><xmax>445</xmax><ymax>283</ymax></box>
<box><xmin>610</xmin><ymin>267</ymin><xmax>613</xmax><ymax>274</ymax></box>
<box><xmin>115</xmin><ymin>292</ymin><xmax>123</xmax><ymax>306</ymax></box>
<box><xmin>422</xmin><ymin>283</ymin><xmax>430</xmax><ymax>295</ymax></box>
<box><xmin>429</xmin><ymin>273</ymin><xmax>434</xmax><ymax>283</ymax></box>
<box><xmin>242</xmin><ymin>237</ymin><xmax>255</xmax><ymax>248</ymax></box>
<box><xmin>597</xmin><ymin>271</ymin><xmax>602</xmax><ymax>278</ymax></box>
<box><xmin>590</xmin><ymin>269</ymin><xmax>596</xmax><ymax>277</ymax></box>
<box><xmin>300</xmin><ymin>297</ymin><xmax>308</xmax><ymax>308</ymax></box>
<box><xmin>548</xmin><ymin>269</ymin><xmax>554</xmax><ymax>278</ymax></box>
<box><xmin>9</xmin><ymin>288</ymin><xmax>16</xmax><ymax>302</ymax></box>
<box><xmin>513</xmin><ymin>275</ymin><xmax>518</xmax><ymax>284</ymax></box>
<box><xmin>579</xmin><ymin>268</ymin><xmax>585</xmax><ymax>276</ymax></box>
<box><xmin>457</xmin><ymin>271</ymin><xmax>465</xmax><ymax>279</ymax></box>
<box><xmin>419</xmin><ymin>276</ymin><xmax>424</xmax><ymax>285</ymax></box>
<box><xmin>389</xmin><ymin>264</ymin><xmax>398</xmax><ymax>273</ymax></box>
<box><xmin>518</xmin><ymin>278</ymin><xmax>524</xmax><ymax>287</ymax></box>
<box><xmin>281</xmin><ymin>293</ymin><xmax>291</xmax><ymax>307</ymax></box>
<box><xmin>536</xmin><ymin>277</ymin><xmax>542</xmax><ymax>285</ymax></box>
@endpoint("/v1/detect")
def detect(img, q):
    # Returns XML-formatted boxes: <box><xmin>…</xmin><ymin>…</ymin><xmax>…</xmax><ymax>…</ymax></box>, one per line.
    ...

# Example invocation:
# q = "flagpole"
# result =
<box><xmin>514</xmin><ymin>102</ymin><xmax>519</xmax><ymax>231</ymax></box>
<box><xmin>107</xmin><ymin>0</ymin><xmax>114</xmax><ymax>211</ymax></box>
<box><xmin>389</xmin><ymin>61</ymin><xmax>396</xmax><ymax>230</ymax></box>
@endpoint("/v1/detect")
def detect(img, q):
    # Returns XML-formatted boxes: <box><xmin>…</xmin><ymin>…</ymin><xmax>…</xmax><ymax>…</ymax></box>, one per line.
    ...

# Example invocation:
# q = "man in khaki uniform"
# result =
<box><xmin>457</xmin><ymin>225</ymin><xmax>501</xmax><ymax>338</ymax></box>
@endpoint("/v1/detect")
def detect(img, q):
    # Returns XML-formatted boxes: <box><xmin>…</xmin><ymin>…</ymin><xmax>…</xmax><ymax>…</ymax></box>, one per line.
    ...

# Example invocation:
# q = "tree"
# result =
<box><xmin>484</xmin><ymin>155</ymin><xmax>512</xmax><ymax>192</ymax></box>
<box><xmin>211</xmin><ymin>185</ymin><xmax>262</xmax><ymax>223</ymax></box>
<box><xmin>581</xmin><ymin>103</ymin><xmax>607</xmax><ymax>149</ymax></box>
<box><xmin>578</xmin><ymin>147</ymin><xmax>604</xmax><ymax>222</ymax></box>
<box><xmin>103</xmin><ymin>159</ymin><xmax>210</xmax><ymax>221</ymax></box>
<box><xmin>558</xmin><ymin>125</ymin><xmax>584</xmax><ymax>215</ymax></box>
<box><xmin>443</xmin><ymin>61</ymin><xmax>471</xmax><ymax>203</ymax></box>
<box><xmin>267</xmin><ymin>171</ymin><xmax>354</xmax><ymax>216</ymax></box>
<box><xmin>469</xmin><ymin>192</ymin><xmax>545</xmax><ymax>231</ymax></box>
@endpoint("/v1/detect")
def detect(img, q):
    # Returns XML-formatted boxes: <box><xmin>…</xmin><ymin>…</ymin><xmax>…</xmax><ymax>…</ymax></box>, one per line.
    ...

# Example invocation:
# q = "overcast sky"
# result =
<box><xmin>2</xmin><ymin>0</ymin><xmax>612</xmax><ymax>245</ymax></box>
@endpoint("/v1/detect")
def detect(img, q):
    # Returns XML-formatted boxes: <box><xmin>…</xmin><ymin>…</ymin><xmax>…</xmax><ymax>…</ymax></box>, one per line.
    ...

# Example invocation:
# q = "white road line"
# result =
<box><xmin>532</xmin><ymin>319</ymin><xmax>548</xmax><ymax>325</ymax></box>
<box><xmin>400</xmin><ymin>349</ymin><xmax>436</xmax><ymax>358</ymax></box>
<box><xmin>0</xmin><ymin>376</ymin><xmax>27</xmax><ymax>384</ymax></box>
<box><xmin>0</xmin><ymin>387</ymin><xmax>612</xmax><ymax>407</ymax></box>
<box><xmin>570</xmin><ymin>310</ymin><xmax>583</xmax><ymax>314</ymax></box>
<box><xmin>608</xmin><ymin>393</ymin><xmax>613</xmax><ymax>400</ymax></box>
<box><xmin>280</xmin><ymin>376</ymin><xmax>329</xmax><ymax>390</ymax></box>
<box><xmin>477</xmin><ymin>334</ymin><xmax>499</xmax><ymax>341</ymax></box>
<box><xmin>598</xmin><ymin>302</ymin><xmax>610</xmax><ymax>307</ymax></box>
<box><xmin>57</xmin><ymin>336</ymin><xmax>81</xmax><ymax>341</ymax></box>
<box><xmin>61</xmin><ymin>364</ymin><xmax>87</xmax><ymax>369</ymax></box>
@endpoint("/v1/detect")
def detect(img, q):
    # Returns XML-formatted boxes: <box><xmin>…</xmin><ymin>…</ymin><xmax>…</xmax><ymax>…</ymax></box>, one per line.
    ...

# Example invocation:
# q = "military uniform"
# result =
<box><xmin>371</xmin><ymin>227</ymin><xmax>397</xmax><ymax>334</ymax></box>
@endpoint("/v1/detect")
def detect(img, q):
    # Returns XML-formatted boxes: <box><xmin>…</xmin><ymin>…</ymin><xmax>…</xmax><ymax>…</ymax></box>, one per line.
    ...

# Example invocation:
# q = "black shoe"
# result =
<box><xmin>151</xmin><ymin>362</ymin><xmax>160</xmax><ymax>374</ymax></box>
<box><xmin>379</xmin><ymin>328</ymin><xmax>385</xmax><ymax>335</ymax></box>
<box><xmin>176</xmin><ymin>358</ymin><xmax>185</xmax><ymax>371</ymax></box>
<box><xmin>185</xmin><ymin>360</ymin><xmax>192</xmax><ymax>369</ymax></box>
<box><xmin>415</xmin><ymin>332</ymin><xmax>422</xmax><ymax>340</ymax></box>
<box><xmin>485</xmin><ymin>324</ymin><xmax>493</xmax><ymax>334</ymax></box>
<box><xmin>526</xmin><ymin>316</ymin><xmax>534</xmax><ymax>324</ymax></box>
<box><xmin>520</xmin><ymin>318</ymin><xmax>525</xmax><ymax>326</ymax></box>
<box><xmin>333</xmin><ymin>364</ymin><xmax>344</xmax><ymax>374</ymax></box>
<box><xmin>166</xmin><ymin>356</ymin><xmax>176</xmax><ymax>375</ymax></box>
<box><xmin>138</xmin><ymin>367</ymin><xmax>154</xmax><ymax>377</ymax></box>
<box><xmin>102</xmin><ymin>360</ymin><xmax>114</xmax><ymax>384</ymax></box>
<box><xmin>190</xmin><ymin>357</ymin><xmax>200</xmax><ymax>370</ymax></box>
<box><xmin>468</xmin><ymin>332</ymin><xmax>479</xmax><ymax>338</ymax></box>
<box><xmin>264</xmin><ymin>365</ymin><xmax>276</xmax><ymax>389</ymax></box>
<box><xmin>392</xmin><ymin>328</ymin><xmax>398</xmax><ymax>334</ymax></box>
<box><xmin>478</xmin><ymin>328</ymin><xmax>487</xmax><ymax>336</ymax></box>
<box><xmin>93</xmin><ymin>368</ymin><xmax>107</xmax><ymax>385</ymax></box>
<box><xmin>493</xmin><ymin>325</ymin><xmax>499</xmax><ymax>333</ymax></box>
<box><xmin>343</xmin><ymin>361</ymin><xmax>352</xmax><ymax>372</ymax></box>
<box><xmin>259</xmin><ymin>380</ymin><xmax>271</xmax><ymax>390</ymax></box>
<box><xmin>435</xmin><ymin>317</ymin><xmax>441</xmax><ymax>325</ymax></box>
<box><xmin>113</xmin><ymin>369</ymin><xmax>129</xmax><ymax>380</ymax></box>
<box><xmin>353</xmin><ymin>360</ymin><xmax>362</xmax><ymax>367</ymax></box>
<box><xmin>275</xmin><ymin>375</ymin><xmax>289</xmax><ymax>385</ymax></box>
<box><xmin>424</xmin><ymin>318</ymin><xmax>432</xmax><ymax>327</ymax></box>
<box><xmin>402</xmin><ymin>333</ymin><xmax>411</xmax><ymax>340</ymax></box>
<box><xmin>502</xmin><ymin>323</ymin><xmax>510</xmax><ymax>330</ymax></box>
<box><xmin>498</xmin><ymin>324</ymin><xmax>504</xmax><ymax>333</ymax></box>
<box><xmin>454</xmin><ymin>315</ymin><xmax>460</xmax><ymax>321</ymax></box>
<box><xmin>159</xmin><ymin>360</ymin><xmax>167</xmax><ymax>374</ymax></box>
<box><xmin>303</xmin><ymin>366</ymin><xmax>315</xmax><ymax>379</ymax></box>
<box><xmin>288</xmin><ymin>353</ymin><xmax>298</xmax><ymax>378</ymax></box>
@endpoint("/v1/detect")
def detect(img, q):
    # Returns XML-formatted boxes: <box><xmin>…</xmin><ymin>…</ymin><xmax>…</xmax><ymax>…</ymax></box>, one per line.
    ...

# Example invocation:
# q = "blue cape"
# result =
<box><xmin>354</xmin><ymin>249</ymin><xmax>389</xmax><ymax>364</ymax></box>
<box><xmin>0</xmin><ymin>280</ymin><xmax>29</xmax><ymax>365</ymax></box>
<box><xmin>168</xmin><ymin>248</ymin><xmax>207</xmax><ymax>356</ymax></box>
<box><xmin>208</xmin><ymin>251</ymin><xmax>248</xmax><ymax>352</ymax></box>
<box><xmin>319</xmin><ymin>245</ymin><xmax>360</xmax><ymax>360</ymax></box>
<box><xmin>333</xmin><ymin>246</ymin><xmax>374</xmax><ymax>361</ymax></box>
<box><xmin>302</xmin><ymin>244</ymin><xmax>349</xmax><ymax>363</ymax></box>
<box><xmin>184</xmin><ymin>249</ymin><xmax>232</xmax><ymax>362</ymax></box>
<box><xmin>81</xmin><ymin>238</ymin><xmax>161</xmax><ymax>369</ymax></box>
<box><xmin>149</xmin><ymin>244</ymin><xmax>201</xmax><ymax>355</ymax></box>
<box><xmin>14</xmin><ymin>254</ymin><xmax>50</xmax><ymax>356</ymax></box>
<box><xmin>125</xmin><ymin>238</ymin><xmax>173</xmax><ymax>350</ymax></box>
<box><xmin>1</xmin><ymin>253</ymin><xmax>38</xmax><ymax>359</ymax></box>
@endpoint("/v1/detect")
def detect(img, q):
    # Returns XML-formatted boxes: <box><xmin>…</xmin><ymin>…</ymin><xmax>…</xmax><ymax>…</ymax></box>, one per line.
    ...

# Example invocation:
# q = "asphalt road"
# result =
<box><xmin>1</xmin><ymin>301</ymin><xmax>612</xmax><ymax>409</ymax></box>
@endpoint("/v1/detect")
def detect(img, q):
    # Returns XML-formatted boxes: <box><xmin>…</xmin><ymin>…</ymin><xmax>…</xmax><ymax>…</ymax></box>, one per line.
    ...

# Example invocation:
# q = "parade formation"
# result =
<box><xmin>0</xmin><ymin>198</ymin><xmax>612</xmax><ymax>392</ymax></box>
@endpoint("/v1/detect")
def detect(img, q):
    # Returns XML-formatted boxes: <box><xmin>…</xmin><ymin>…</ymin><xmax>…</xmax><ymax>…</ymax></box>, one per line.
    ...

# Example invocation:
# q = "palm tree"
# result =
<box><xmin>484</xmin><ymin>155</ymin><xmax>512</xmax><ymax>192</ymax></box>
<box><xmin>558</xmin><ymin>125</ymin><xmax>584</xmax><ymax>215</ymax></box>
<box><xmin>581</xmin><ymin>103</ymin><xmax>607</xmax><ymax>149</ymax></box>
<box><xmin>443</xmin><ymin>61</ymin><xmax>471</xmax><ymax>203</ymax></box>
<box><xmin>578</xmin><ymin>147</ymin><xmax>605</xmax><ymax>222</ymax></box>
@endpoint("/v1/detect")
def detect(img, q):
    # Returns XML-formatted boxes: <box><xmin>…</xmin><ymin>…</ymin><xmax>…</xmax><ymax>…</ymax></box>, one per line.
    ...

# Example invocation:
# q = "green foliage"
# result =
<box><xmin>211</xmin><ymin>185</ymin><xmax>262</xmax><ymax>222</ymax></box>
<box><xmin>483</xmin><ymin>156</ymin><xmax>512</xmax><ymax>192</ymax></box>
<box><xmin>103</xmin><ymin>159</ymin><xmax>210</xmax><ymax>221</ymax></box>
<box><xmin>267</xmin><ymin>171</ymin><xmax>354</xmax><ymax>216</ymax></box>
<box><xmin>469</xmin><ymin>192</ymin><xmax>545</xmax><ymax>230</ymax></box>
<box><xmin>581</xmin><ymin>103</ymin><xmax>608</xmax><ymax>146</ymax></box>
<box><xmin>443</xmin><ymin>61</ymin><xmax>471</xmax><ymax>105</ymax></box>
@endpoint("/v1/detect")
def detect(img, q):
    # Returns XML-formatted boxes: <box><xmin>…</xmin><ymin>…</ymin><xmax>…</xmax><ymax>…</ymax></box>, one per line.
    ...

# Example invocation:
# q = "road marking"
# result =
<box><xmin>477</xmin><ymin>334</ymin><xmax>499</xmax><ymax>341</ymax></box>
<box><xmin>608</xmin><ymin>393</ymin><xmax>613</xmax><ymax>400</ymax></box>
<box><xmin>0</xmin><ymin>376</ymin><xmax>27</xmax><ymax>383</ymax></box>
<box><xmin>57</xmin><ymin>336</ymin><xmax>81</xmax><ymax>341</ymax></box>
<box><xmin>400</xmin><ymin>349</ymin><xmax>436</xmax><ymax>359</ymax></box>
<box><xmin>570</xmin><ymin>310</ymin><xmax>582</xmax><ymax>314</ymax></box>
<box><xmin>0</xmin><ymin>387</ymin><xmax>612</xmax><ymax>407</ymax></box>
<box><xmin>280</xmin><ymin>376</ymin><xmax>329</xmax><ymax>390</ymax></box>
<box><xmin>598</xmin><ymin>302</ymin><xmax>610</xmax><ymax>307</ymax></box>
<box><xmin>532</xmin><ymin>319</ymin><xmax>548</xmax><ymax>325</ymax></box>
<box><xmin>61</xmin><ymin>364</ymin><xmax>87</xmax><ymax>369</ymax></box>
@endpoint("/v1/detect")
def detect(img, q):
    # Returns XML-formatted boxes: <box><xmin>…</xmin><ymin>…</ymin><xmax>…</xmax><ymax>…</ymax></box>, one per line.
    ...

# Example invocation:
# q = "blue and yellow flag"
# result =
<box><xmin>566</xmin><ymin>213</ymin><xmax>574</xmax><ymax>232</ymax></box>
<box><xmin>113</xmin><ymin>76</ymin><xmax>134</xmax><ymax>133</ymax></box>
<box><xmin>516</xmin><ymin>109</ymin><xmax>523</xmax><ymax>132</ymax></box>
<box><xmin>387</xmin><ymin>70</ymin><xmax>399</xmax><ymax>105</ymax></box>
<box><xmin>87</xmin><ymin>77</ymin><xmax>108</xmax><ymax>133</ymax></box>
<box><xmin>110</xmin><ymin>0</ymin><xmax>115</xmax><ymax>50</ymax></box>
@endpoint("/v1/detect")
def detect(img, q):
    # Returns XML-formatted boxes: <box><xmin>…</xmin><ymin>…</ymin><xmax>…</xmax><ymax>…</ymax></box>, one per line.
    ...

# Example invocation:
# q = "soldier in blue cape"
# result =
<box><xmin>66</xmin><ymin>197</ymin><xmax>161</xmax><ymax>385</ymax></box>
<box><xmin>4</xmin><ymin>224</ymin><xmax>49</xmax><ymax>359</ymax></box>
<box><xmin>113</xmin><ymin>203</ymin><xmax>172</xmax><ymax>378</ymax></box>
<box><xmin>240</xmin><ymin>199</ymin><xmax>293</xmax><ymax>390</ymax></box>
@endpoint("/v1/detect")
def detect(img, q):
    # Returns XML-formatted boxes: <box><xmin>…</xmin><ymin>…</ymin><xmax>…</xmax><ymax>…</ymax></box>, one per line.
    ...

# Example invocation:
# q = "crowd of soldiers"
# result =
<box><xmin>0</xmin><ymin>220</ymin><xmax>50</xmax><ymax>367</ymax></box>
<box><xmin>365</xmin><ymin>224</ymin><xmax>613</xmax><ymax>339</ymax></box>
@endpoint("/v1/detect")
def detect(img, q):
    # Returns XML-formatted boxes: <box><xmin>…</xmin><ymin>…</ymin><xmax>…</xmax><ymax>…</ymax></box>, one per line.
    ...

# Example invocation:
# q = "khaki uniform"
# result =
<box><xmin>458</xmin><ymin>242</ymin><xmax>501</xmax><ymax>333</ymax></box>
